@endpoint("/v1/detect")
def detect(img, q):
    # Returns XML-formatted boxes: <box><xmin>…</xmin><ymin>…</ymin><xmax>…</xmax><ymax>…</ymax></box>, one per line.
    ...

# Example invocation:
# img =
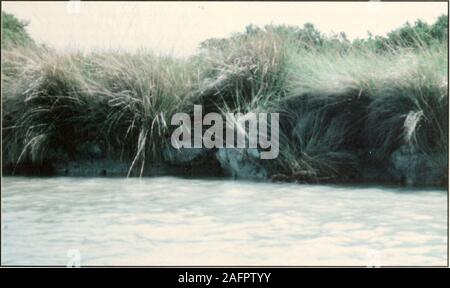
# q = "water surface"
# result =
<box><xmin>1</xmin><ymin>177</ymin><xmax>447</xmax><ymax>266</ymax></box>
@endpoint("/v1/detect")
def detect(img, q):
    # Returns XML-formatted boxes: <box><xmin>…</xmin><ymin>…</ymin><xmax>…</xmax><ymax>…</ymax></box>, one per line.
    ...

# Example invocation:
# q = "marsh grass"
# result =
<box><xmin>271</xmin><ymin>42</ymin><xmax>448</xmax><ymax>180</ymax></box>
<box><xmin>191</xmin><ymin>29</ymin><xmax>291</xmax><ymax>114</ymax></box>
<box><xmin>2</xmin><ymin>48</ymin><xmax>200</xmax><ymax>175</ymax></box>
<box><xmin>2</xmin><ymin>26</ymin><xmax>448</xmax><ymax>181</ymax></box>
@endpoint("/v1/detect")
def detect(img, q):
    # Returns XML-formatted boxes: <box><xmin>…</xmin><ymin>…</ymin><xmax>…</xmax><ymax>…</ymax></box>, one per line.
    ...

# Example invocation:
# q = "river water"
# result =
<box><xmin>1</xmin><ymin>177</ymin><xmax>447</xmax><ymax>266</ymax></box>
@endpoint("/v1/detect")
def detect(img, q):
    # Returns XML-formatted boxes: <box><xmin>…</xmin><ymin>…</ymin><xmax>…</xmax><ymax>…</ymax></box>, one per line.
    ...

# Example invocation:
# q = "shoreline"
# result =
<box><xmin>3</xmin><ymin>144</ymin><xmax>447</xmax><ymax>187</ymax></box>
<box><xmin>2</xmin><ymin>19</ymin><xmax>448</xmax><ymax>187</ymax></box>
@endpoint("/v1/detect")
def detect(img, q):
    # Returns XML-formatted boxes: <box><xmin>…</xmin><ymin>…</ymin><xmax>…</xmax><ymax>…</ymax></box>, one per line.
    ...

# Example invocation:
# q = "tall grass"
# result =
<box><xmin>192</xmin><ymin>28</ymin><xmax>292</xmax><ymax>114</ymax></box>
<box><xmin>273</xmin><ymin>42</ymin><xmax>448</xmax><ymax>181</ymax></box>
<box><xmin>2</xmin><ymin>26</ymin><xmax>448</xmax><ymax>184</ymax></box>
<box><xmin>2</xmin><ymin>47</ymin><xmax>200</xmax><ymax>175</ymax></box>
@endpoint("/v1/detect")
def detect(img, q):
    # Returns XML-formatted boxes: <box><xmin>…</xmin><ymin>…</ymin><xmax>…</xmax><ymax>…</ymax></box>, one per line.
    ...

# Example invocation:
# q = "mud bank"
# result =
<box><xmin>3</xmin><ymin>117</ymin><xmax>447</xmax><ymax>187</ymax></box>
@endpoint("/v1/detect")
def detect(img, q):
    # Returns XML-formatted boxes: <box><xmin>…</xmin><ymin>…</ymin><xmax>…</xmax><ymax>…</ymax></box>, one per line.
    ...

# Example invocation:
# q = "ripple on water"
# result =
<box><xmin>1</xmin><ymin>177</ymin><xmax>447</xmax><ymax>266</ymax></box>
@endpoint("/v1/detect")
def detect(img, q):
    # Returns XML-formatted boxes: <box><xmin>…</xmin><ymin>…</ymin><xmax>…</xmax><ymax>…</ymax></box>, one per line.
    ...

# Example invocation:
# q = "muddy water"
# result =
<box><xmin>1</xmin><ymin>177</ymin><xmax>447</xmax><ymax>266</ymax></box>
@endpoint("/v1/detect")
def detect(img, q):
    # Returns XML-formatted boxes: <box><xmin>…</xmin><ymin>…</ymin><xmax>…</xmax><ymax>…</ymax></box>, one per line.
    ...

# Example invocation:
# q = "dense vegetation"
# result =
<box><xmin>1</xmin><ymin>12</ymin><xmax>35</xmax><ymax>49</ymax></box>
<box><xmin>2</xmin><ymin>13</ymin><xmax>448</xmax><ymax>185</ymax></box>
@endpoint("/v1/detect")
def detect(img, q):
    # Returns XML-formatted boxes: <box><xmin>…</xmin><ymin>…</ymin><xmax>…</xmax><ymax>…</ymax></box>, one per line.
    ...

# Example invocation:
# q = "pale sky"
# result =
<box><xmin>2</xmin><ymin>1</ymin><xmax>448</xmax><ymax>57</ymax></box>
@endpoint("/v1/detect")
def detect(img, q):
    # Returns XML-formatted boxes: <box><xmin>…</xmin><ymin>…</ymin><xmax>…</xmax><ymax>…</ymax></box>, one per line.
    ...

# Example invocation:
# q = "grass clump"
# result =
<box><xmin>271</xmin><ymin>42</ymin><xmax>448</xmax><ymax>183</ymax></box>
<box><xmin>2</xmin><ymin>48</ymin><xmax>200</xmax><ymax>175</ymax></box>
<box><xmin>192</xmin><ymin>27</ymin><xmax>292</xmax><ymax>114</ymax></box>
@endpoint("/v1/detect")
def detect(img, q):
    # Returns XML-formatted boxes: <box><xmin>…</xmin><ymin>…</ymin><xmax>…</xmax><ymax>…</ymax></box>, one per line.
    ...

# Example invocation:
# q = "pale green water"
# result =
<box><xmin>1</xmin><ymin>177</ymin><xmax>447</xmax><ymax>266</ymax></box>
